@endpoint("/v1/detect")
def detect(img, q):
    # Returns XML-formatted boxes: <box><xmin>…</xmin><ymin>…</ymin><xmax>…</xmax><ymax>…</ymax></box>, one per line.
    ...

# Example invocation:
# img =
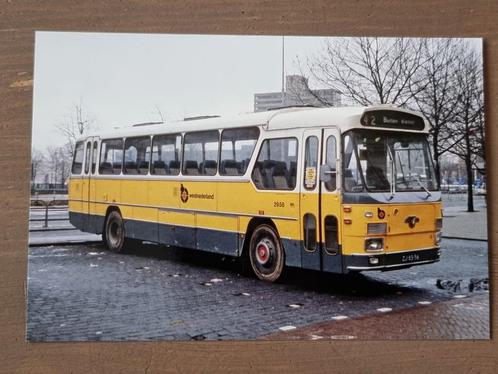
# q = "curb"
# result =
<box><xmin>442</xmin><ymin>236</ymin><xmax>488</xmax><ymax>242</ymax></box>
<box><xmin>29</xmin><ymin>240</ymin><xmax>102</xmax><ymax>247</ymax></box>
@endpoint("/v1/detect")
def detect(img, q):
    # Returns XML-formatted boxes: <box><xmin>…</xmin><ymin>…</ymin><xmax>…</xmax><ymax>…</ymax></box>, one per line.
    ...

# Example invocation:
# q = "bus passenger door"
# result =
<box><xmin>88</xmin><ymin>138</ymin><xmax>99</xmax><ymax>232</ymax></box>
<box><xmin>319</xmin><ymin>128</ymin><xmax>343</xmax><ymax>273</ymax></box>
<box><xmin>81</xmin><ymin>139</ymin><xmax>92</xmax><ymax>231</ymax></box>
<box><xmin>300</xmin><ymin>129</ymin><xmax>321</xmax><ymax>271</ymax></box>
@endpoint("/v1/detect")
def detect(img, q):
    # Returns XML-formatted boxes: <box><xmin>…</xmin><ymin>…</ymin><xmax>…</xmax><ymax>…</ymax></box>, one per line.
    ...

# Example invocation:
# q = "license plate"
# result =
<box><xmin>401</xmin><ymin>253</ymin><xmax>421</xmax><ymax>263</ymax></box>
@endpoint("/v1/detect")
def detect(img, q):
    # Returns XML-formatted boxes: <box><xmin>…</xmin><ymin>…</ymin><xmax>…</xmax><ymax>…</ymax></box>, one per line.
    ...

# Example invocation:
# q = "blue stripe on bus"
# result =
<box><xmin>69</xmin><ymin>211</ymin><xmax>302</xmax><ymax>265</ymax></box>
<box><xmin>69</xmin><ymin>212</ymin><xmax>346</xmax><ymax>271</ymax></box>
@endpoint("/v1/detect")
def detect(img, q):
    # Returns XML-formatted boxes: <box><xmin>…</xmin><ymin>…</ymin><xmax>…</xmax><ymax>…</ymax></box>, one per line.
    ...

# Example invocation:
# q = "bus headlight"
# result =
<box><xmin>435</xmin><ymin>231</ymin><xmax>443</xmax><ymax>245</ymax></box>
<box><xmin>367</xmin><ymin>222</ymin><xmax>387</xmax><ymax>234</ymax></box>
<box><xmin>365</xmin><ymin>238</ymin><xmax>383</xmax><ymax>251</ymax></box>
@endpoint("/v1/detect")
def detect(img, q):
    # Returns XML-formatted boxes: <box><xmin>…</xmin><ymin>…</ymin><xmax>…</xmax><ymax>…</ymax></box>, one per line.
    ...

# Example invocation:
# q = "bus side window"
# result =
<box><xmin>124</xmin><ymin>136</ymin><xmax>151</xmax><ymax>175</ymax></box>
<box><xmin>343</xmin><ymin>135</ymin><xmax>362</xmax><ymax>192</ymax></box>
<box><xmin>151</xmin><ymin>134</ymin><xmax>182</xmax><ymax>175</ymax></box>
<box><xmin>325</xmin><ymin>136</ymin><xmax>337</xmax><ymax>191</ymax></box>
<box><xmin>84</xmin><ymin>141</ymin><xmax>91</xmax><ymax>174</ymax></box>
<box><xmin>220</xmin><ymin>127</ymin><xmax>259</xmax><ymax>176</ymax></box>
<box><xmin>99</xmin><ymin>139</ymin><xmax>123</xmax><ymax>175</ymax></box>
<box><xmin>71</xmin><ymin>141</ymin><xmax>85</xmax><ymax>175</ymax></box>
<box><xmin>324</xmin><ymin>216</ymin><xmax>339</xmax><ymax>255</ymax></box>
<box><xmin>303</xmin><ymin>213</ymin><xmax>317</xmax><ymax>251</ymax></box>
<box><xmin>91</xmin><ymin>141</ymin><xmax>98</xmax><ymax>174</ymax></box>
<box><xmin>183</xmin><ymin>131</ymin><xmax>219</xmax><ymax>176</ymax></box>
<box><xmin>251</xmin><ymin>137</ymin><xmax>298</xmax><ymax>190</ymax></box>
<box><xmin>303</xmin><ymin>136</ymin><xmax>318</xmax><ymax>190</ymax></box>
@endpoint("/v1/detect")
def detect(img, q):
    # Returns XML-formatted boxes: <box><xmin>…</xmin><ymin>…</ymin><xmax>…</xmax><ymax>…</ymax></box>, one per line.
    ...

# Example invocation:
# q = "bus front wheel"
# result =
<box><xmin>249</xmin><ymin>224</ymin><xmax>285</xmax><ymax>282</ymax></box>
<box><xmin>104</xmin><ymin>210</ymin><xmax>126</xmax><ymax>253</ymax></box>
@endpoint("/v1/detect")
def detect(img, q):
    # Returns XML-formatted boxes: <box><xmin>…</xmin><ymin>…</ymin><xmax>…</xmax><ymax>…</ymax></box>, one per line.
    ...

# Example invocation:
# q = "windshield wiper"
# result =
<box><xmin>415</xmin><ymin>175</ymin><xmax>432</xmax><ymax>198</ymax></box>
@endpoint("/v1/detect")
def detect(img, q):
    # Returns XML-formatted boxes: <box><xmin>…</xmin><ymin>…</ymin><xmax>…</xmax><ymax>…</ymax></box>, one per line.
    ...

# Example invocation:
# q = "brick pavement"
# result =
<box><xmin>27</xmin><ymin>239</ymin><xmax>489</xmax><ymax>341</ymax></box>
<box><xmin>264</xmin><ymin>293</ymin><xmax>490</xmax><ymax>340</ymax></box>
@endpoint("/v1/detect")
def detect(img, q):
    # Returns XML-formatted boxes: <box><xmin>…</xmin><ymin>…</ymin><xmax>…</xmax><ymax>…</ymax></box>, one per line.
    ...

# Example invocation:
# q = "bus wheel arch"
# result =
<box><xmin>103</xmin><ymin>206</ymin><xmax>126</xmax><ymax>253</ymax></box>
<box><xmin>241</xmin><ymin>217</ymin><xmax>276</xmax><ymax>256</ymax></box>
<box><xmin>244</xmin><ymin>218</ymin><xmax>285</xmax><ymax>282</ymax></box>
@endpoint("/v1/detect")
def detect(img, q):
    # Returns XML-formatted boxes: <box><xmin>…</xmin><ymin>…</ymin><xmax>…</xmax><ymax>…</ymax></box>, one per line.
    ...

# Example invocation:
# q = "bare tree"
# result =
<box><xmin>409</xmin><ymin>38</ymin><xmax>462</xmax><ymax>182</ymax></box>
<box><xmin>298</xmin><ymin>37</ymin><xmax>485</xmax><ymax>212</ymax></box>
<box><xmin>471</xmin><ymin>84</ymin><xmax>486</xmax><ymax>171</ymax></box>
<box><xmin>447</xmin><ymin>49</ymin><xmax>484</xmax><ymax>212</ymax></box>
<box><xmin>301</xmin><ymin>37</ymin><xmax>425</xmax><ymax>106</ymax></box>
<box><xmin>45</xmin><ymin>145</ymin><xmax>70</xmax><ymax>185</ymax></box>
<box><xmin>31</xmin><ymin>148</ymin><xmax>45</xmax><ymax>184</ymax></box>
<box><xmin>56</xmin><ymin>101</ymin><xmax>96</xmax><ymax>156</ymax></box>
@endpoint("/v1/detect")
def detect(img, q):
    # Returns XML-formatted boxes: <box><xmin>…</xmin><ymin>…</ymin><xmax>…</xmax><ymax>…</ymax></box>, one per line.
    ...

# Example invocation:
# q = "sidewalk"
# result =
<box><xmin>442</xmin><ymin>208</ymin><xmax>487</xmax><ymax>241</ymax></box>
<box><xmin>263</xmin><ymin>293</ymin><xmax>490</xmax><ymax>340</ymax></box>
<box><xmin>28</xmin><ymin>231</ymin><xmax>102</xmax><ymax>246</ymax></box>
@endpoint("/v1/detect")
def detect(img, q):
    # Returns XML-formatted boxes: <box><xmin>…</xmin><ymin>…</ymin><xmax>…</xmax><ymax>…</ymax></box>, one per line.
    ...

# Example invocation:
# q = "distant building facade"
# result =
<box><xmin>254</xmin><ymin>75</ymin><xmax>341</xmax><ymax>112</ymax></box>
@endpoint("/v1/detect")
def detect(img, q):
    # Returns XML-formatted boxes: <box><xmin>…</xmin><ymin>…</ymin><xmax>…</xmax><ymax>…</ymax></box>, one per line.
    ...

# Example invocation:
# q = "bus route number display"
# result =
<box><xmin>360</xmin><ymin>110</ymin><xmax>425</xmax><ymax>131</ymax></box>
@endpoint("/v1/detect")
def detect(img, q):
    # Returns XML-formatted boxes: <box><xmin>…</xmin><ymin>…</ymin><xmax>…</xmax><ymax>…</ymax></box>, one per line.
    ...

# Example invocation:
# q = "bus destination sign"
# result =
<box><xmin>360</xmin><ymin>110</ymin><xmax>425</xmax><ymax>131</ymax></box>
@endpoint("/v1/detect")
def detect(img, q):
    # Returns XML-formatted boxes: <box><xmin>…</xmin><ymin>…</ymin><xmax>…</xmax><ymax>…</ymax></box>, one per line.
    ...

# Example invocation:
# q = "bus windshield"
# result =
<box><xmin>343</xmin><ymin>130</ymin><xmax>438</xmax><ymax>193</ymax></box>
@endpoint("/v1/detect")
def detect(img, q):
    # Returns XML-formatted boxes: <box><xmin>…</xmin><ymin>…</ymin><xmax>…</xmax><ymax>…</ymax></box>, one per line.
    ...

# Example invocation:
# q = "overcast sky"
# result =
<box><xmin>32</xmin><ymin>32</ymin><xmax>330</xmax><ymax>150</ymax></box>
<box><xmin>31</xmin><ymin>32</ymin><xmax>481</xmax><ymax>151</ymax></box>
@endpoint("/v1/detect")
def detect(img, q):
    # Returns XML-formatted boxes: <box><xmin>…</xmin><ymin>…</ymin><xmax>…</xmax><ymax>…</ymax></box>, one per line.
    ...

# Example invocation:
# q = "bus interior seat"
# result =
<box><xmin>221</xmin><ymin>159</ymin><xmax>239</xmax><ymax>175</ymax></box>
<box><xmin>99</xmin><ymin>162</ymin><xmax>112</xmax><ymax>174</ymax></box>
<box><xmin>138</xmin><ymin>161</ymin><xmax>149</xmax><ymax>174</ymax></box>
<box><xmin>169</xmin><ymin>160</ymin><xmax>180</xmax><ymax>175</ymax></box>
<box><xmin>262</xmin><ymin>160</ymin><xmax>277</xmax><ymax>188</ymax></box>
<box><xmin>252</xmin><ymin>161</ymin><xmax>264</xmax><ymax>188</ymax></box>
<box><xmin>289</xmin><ymin>161</ymin><xmax>297</xmax><ymax>188</ymax></box>
<box><xmin>201</xmin><ymin>160</ymin><xmax>217</xmax><ymax>175</ymax></box>
<box><xmin>112</xmin><ymin>162</ymin><xmax>122</xmax><ymax>174</ymax></box>
<box><xmin>153</xmin><ymin>161</ymin><xmax>167</xmax><ymax>175</ymax></box>
<box><xmin>239</xmin><ymin>158</ymin><xmax>250</xmax><ymax>174</ymax></box>
<box><xmin>124</xmin><ymin>161</ymin><xmax>138</xmax><ymax>174</ymax></box>
<box><xmin>272</xmin><ymin>162</ymin><xmax>289</xmax><ymax>189</ymax></box>
<box><xmin>184</xmin><ymin>160</ymin><xmax>199</xmax><ymax>175</ymax></box>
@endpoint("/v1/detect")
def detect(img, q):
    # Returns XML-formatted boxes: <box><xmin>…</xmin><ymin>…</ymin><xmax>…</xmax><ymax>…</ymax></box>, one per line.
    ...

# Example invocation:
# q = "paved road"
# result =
<box><xmin>27</xmin><ymin>238</ymin><xmax>489</xmax><ymax>341</ymax></box>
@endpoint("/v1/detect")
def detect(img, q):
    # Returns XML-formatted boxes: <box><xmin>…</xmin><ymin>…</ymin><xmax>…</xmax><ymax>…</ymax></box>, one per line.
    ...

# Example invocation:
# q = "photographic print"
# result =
<box><xmin>28</xmin><ymin>32</ymin><xmax>488</xmax><ymax>341</ymax></box>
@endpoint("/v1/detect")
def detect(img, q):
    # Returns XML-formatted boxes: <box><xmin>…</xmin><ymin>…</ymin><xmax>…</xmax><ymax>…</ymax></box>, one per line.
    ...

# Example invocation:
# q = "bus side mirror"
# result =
<box><xmin>320</xmin><ymin>164</ymin><xmax>336</xmax><ymax>183</ymax></box>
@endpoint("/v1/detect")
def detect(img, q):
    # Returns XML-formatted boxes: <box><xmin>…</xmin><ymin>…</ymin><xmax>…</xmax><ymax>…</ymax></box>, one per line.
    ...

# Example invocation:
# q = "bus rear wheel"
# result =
<box><xmin>249</xmin><ymin>224</ymin><xmax>285</xmax><ymax>282</ymax></box>
<box><xmin>104</xmin><ymin>210</ymin><xmax>127</xmax><ymax>253</ymax></box>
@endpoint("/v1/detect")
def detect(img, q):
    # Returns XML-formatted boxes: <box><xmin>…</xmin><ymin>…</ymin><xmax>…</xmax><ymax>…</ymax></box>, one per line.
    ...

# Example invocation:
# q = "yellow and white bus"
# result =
<box><xmin>69</xmin><ymin>105</ymin><xmax>443</xmax><ymax>282</ymax></box>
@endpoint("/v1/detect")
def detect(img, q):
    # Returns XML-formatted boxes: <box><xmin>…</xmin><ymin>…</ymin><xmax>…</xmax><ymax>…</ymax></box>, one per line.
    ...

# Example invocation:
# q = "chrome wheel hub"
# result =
<box><xmin>255</xmin><ymin>239</ymin><xmax>273</xmax><ymax>266</ymax></box>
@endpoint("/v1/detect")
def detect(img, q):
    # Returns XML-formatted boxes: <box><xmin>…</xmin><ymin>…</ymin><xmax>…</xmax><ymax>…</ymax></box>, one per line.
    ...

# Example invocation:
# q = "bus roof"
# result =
<box><xmin>86</xmin><ymin>105</ymin><xmax>429</xmax><ymax>141</ymax></box>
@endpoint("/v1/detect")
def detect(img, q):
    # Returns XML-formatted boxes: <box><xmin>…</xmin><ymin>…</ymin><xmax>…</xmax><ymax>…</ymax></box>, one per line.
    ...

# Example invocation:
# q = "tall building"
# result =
<box><xmin>254</xmin><ymin>75</ymin><xmax>341</xmax><ymax>112</ymax></box>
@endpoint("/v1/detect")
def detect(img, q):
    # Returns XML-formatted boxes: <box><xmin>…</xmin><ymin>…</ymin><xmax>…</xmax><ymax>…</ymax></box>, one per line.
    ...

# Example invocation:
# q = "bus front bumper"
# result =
<box><xmin>344</xmin><ymin>247</ymin><xmax>441</xmax><ymax>271</ymax></box>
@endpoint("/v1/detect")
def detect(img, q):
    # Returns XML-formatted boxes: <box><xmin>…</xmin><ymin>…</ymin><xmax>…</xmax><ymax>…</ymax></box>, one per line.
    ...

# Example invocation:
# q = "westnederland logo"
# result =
<box><xmin>377</xmin><ymin>207</ymin><xmax>386</xmax><ymax>219</ymax></box>
<box><xmin>180</xmin><ymin>184</ymin><xmax>189</xmax><ymax>203</ymax></box>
